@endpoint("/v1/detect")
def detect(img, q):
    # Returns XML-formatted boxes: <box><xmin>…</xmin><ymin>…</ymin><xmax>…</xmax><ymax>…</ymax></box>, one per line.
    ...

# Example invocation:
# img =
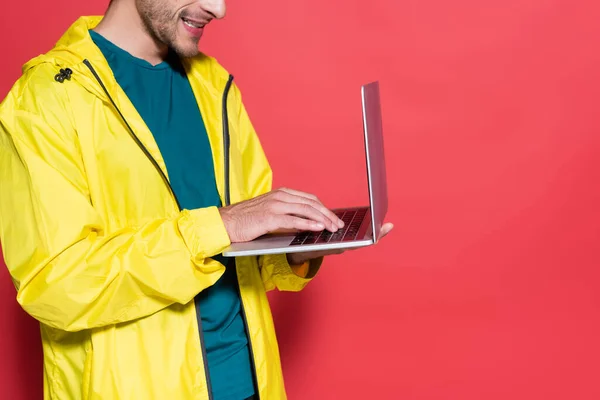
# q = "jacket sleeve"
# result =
<box><xmin>231</xmin><ymin>83</ymin><xmax>322</xmax><ymax>292</ymax></box>
<box><xmin>0</xmin><ymin>72</ymin><xmax>231</xmax><ymax>332</ymax></box>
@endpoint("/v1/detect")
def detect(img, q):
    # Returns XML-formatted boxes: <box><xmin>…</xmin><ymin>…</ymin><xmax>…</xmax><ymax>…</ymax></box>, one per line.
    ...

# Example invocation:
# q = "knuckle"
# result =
<box><xmin>298</xmin><ymin>218</ymin><xmax>311</xmax><ymax>228</ymax></box>
<box><xmin>312</xmin><ymin>199</ymin><xmax>326</xmax><ymax>210</ymax></box>
<box><xmin>267</xmin><ymin>200</ymin><xmax>280</xmax><ymax>212</ymax></box>
<box><xmin>281</xmin><ymin>216</ymin><xmax>295</xmax><ymax>229</ymax></box>
<box><xmin>302</xmin><ymin>203</ymin><xmax>316</xmax><ymax>215</ymax></box>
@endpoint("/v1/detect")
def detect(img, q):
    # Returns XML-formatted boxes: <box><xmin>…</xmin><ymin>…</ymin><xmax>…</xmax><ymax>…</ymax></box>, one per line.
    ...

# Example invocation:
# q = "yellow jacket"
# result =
<box><xmin>0</xmin><ymin>16</ymin><xmax>316</xmax><ymax>400</ymax></box>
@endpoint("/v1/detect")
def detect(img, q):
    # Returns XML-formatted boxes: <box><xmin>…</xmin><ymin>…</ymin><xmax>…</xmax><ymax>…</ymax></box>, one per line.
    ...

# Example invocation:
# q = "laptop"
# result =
<box><xmin>222</xmin><ymin>81</ymin><xmax>388</xmax><ymax>257</ymax></box>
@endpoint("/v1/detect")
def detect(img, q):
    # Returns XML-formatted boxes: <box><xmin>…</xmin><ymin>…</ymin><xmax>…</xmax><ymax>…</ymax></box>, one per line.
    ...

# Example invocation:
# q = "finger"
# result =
<box><xmin>272</xmin><ymin>202</ymin><xmax>337</xmax><ymax>232</ymax></box>
<box><xmin>273</xmin><ymin>192</ymin><xmax>340</xmax><ymax>231</ymax></box>
<box><xmin>278</xmin><ymin>188</ymin><xmax>339</xmax><ymax>228</ymax></box>
<box><xmin>277</xmin><ymin>215</ymin><xmax>326</xmax><ymax>232</ymax></box>
<box><xmin>276</xmin><ymin>188</ymin><xmax>331</xmax><ymax>212</ymax></box>
<box><xmin>275</xmin><ymin>191</ymin><xmax>344</xmax><ymax>230</ymax></box>
<box><xmin>378</xmin><ymin>222</ymin><xmax>394</xmax><ymax>240</ymax></box>
<box><xmin>279</xmin><ymin>187</ymin><xmax>319</xmax><ymax>201</ymax></box>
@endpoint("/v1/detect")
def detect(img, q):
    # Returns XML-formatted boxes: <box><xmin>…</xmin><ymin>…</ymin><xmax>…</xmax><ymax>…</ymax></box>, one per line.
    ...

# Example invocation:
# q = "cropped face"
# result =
<box><xmin>136</xmin><ymin>0</ymin><xmax>226</xmax><ymax>57</ymax></box>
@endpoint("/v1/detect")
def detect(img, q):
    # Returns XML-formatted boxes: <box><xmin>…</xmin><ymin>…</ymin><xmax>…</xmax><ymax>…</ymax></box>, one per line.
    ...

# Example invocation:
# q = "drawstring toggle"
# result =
<box><xmin>54</xmin><ymin>68</ymin><xmax>73</xmax><ymax>83</ymax></box>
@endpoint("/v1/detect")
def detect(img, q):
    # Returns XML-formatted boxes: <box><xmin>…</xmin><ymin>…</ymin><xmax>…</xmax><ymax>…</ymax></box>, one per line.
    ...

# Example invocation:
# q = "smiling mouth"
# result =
<box><xmin>181</xmin><ymin>17</ymin><xmax>205</xmax><ymax>29</ymax></box>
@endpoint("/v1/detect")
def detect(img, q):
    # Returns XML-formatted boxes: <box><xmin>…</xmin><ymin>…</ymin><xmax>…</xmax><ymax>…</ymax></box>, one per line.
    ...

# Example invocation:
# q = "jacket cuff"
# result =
<box><xmin>264</xmin><ymin>253</ymin><xmax>321</xmax><ymax>292</ymax></box>
<box><xmin>178</xmin><ymin>207</ymin><xmax>231</xmax><ymax>262</ymax></box>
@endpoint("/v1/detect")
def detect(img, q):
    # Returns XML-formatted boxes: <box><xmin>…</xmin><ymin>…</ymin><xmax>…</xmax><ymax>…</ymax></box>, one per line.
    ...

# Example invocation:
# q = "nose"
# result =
<box><xmin>202</xmin><ymin>0</ymin><xmax>227</xmax><ymax>19</ymax></box>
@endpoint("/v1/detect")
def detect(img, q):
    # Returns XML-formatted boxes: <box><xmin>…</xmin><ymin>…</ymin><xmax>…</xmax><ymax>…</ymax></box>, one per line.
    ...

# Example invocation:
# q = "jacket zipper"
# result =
<box><xmin>82</xmin><ymin>60</ymin><xmax>182</xmax><ymax>211</ymax></box>
<box><xmin>236</xmin><ymin>278</ymin><xmax>261</xmax><ymax>399</ymax></box>
<box><xmin>82</xmin><ymin>59</ymin><xmax>215</xmax><ymax>399</ymax></box>
<box><xmin>222</xmin><ymin>75</ymin><xmax>261</xmax><ymax>399</ymax></box>
<box><xmin>81</xmin><ymin>60</ymin><xmax>261</xmax><ymax>399</ymax></box>
<box><xmin>222</xmin><ymin>75</ymin><xmax>234</xmax><ymax>208</ymax></box>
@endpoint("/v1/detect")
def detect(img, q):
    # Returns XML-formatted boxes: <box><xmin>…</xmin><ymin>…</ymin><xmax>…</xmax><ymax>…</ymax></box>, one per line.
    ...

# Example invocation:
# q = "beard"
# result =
<box><xmin>136</xmin><ymin>0</ymin><xmax>201</xmax><ymax>58</ymax></box>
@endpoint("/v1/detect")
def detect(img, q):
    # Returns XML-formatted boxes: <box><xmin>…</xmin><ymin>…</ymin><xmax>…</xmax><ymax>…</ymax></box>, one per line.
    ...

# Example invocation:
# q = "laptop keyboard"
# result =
<box><xmin>290</xmin><ymin>207</ymin><xmax>369</xmax><ymax>246</ymax></box>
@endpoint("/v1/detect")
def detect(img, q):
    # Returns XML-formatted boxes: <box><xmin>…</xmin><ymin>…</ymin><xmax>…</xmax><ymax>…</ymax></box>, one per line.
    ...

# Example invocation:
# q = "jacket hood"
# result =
<box><xmin>23</xmin><ymin>16</ymin><xmax>105</xmax><ymax>73</ymax></box>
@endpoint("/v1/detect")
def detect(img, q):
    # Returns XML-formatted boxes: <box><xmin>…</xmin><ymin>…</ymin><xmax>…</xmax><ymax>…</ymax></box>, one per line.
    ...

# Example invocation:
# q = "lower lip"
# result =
<box><xmin>181</xmin><ymin>19</ymin><xmax>204</xmax><ymax>37</ymax></box>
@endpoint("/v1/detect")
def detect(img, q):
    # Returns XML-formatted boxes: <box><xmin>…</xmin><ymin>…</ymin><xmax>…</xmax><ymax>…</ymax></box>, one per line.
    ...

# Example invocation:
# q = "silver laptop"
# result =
<box><xmin>222</xmin><ymin>81</ymin><xmax>388</xmax><ymax>257</ymax></box>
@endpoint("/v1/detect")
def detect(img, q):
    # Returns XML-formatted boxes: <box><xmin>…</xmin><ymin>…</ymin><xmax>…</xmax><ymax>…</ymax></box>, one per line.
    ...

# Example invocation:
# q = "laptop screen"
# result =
<box><xmin>361</xmin><ymin>81</ymin><xmax>389</xmax><ymax>242</ymax></box>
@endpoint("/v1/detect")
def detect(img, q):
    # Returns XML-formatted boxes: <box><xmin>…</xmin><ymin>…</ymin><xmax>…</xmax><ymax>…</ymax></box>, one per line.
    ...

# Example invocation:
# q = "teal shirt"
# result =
<box><xmin>90</xmin><ymin>31</ymin><xmax>254</xmax><ymax>400</ymax></box>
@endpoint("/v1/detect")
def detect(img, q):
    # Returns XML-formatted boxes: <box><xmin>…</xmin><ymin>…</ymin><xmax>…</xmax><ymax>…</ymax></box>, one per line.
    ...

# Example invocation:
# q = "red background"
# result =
<box><xmin>1</xmin><ymin>0</ymin><xmax>600</xmax><ymax>399</ymax></box>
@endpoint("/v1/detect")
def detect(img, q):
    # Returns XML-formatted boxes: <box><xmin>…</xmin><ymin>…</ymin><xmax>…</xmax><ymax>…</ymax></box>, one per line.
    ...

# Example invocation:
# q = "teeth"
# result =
<box><xmin>183</xmin><ymin>19</ymin><xmax>202</xmax><ymax>29</ymax></box>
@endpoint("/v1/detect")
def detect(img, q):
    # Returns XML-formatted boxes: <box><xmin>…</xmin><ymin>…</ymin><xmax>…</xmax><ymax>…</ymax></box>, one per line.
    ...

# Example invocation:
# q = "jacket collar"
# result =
<box><xmin>23</xmin><ymin>16</ymin><xmax>229</xmax><ymax>102</ymax></box>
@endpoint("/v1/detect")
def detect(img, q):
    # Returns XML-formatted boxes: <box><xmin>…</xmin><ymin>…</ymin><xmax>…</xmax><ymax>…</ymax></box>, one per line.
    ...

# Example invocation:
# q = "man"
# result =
<box><xmin>0</xmin><ymin>0</ymin><xmax>392</xmax><ymax>399</ymax></box>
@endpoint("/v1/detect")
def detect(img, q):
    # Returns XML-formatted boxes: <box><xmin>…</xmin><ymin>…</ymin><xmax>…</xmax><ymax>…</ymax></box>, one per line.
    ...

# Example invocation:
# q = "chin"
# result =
<box><xmin>172</xmin><ymin>43</ymin><xmax>201</xmax><ymax>58</ymax></box>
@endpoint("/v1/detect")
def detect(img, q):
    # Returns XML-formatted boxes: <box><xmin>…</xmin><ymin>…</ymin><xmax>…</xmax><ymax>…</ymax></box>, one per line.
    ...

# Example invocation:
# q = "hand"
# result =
<box><xmin>219</xmin><ymin>188</ymin><xmax>345</xmax><ymax>243</ymax></box>
<box><xmin>286</xmin><ymin>222</ymin><xmax>394</xmax><ymax>265</ymax></box>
